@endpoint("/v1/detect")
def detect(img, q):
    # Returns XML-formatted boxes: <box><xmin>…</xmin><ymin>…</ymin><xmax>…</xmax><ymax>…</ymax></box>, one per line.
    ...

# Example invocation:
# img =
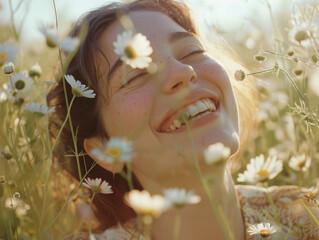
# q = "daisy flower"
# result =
<box><xmin>247</xmin><ymin>223</ymin><xmax>281</xmax><ymax>238</ymax></box>
<box><xmin>3</xmin><ymin>62</ymin><xmax>14</xmax><ymax>74</ymax></box>
<box><xmin>125</xmin><ymin>190</ymin><xmax>167</xmax><ymax>217</ymax></box>
<box><xmin>237</xmin><ymin>154</ymin><xmax>283</xmax><ymax>183</ymax></box>
<box><xmin>39</xmin><ymin>23</ymin><xmax>79</xmax><ymax>52</ymax></box>
<box><xmin>59</xmin><ymin>36</ymin><xmax>79</xmax><ymax>52</ymax></box>
<box><xmin>39</xmin><ymin>23</ymin><xmax>60</xmax><ymax>48</ymax></box>
<box><xmin>303</xmin><ymin>182</ymin><xmax>319</xmax><ymax>204</ymax></box>
<box><xmin>113</xmin><ymin>30</ymin><xmax>153</xmax><ymax>69</ymax></box>
<box><xmin>82</xmin><ymin>178</ymin><xmax>113</xmax><ymax>194</ymax></box>
<box><xmin>64</xmin><ymin>74</ymin><xmax>96</xmax><ymax>98</ymax></box>
<box><xmin>28</xmin><ymin>63</ymin><xmax>42</xmax><ymax>78</ymax></box>
<box><xmin>7</xmin><ymin>72</ymin><xmax>33</xmax><ymax>94</ymax></box>
<box><xmin>0</xmin><ymin>40</ymin><xmax>19</xmax><ymax>66</ymax></box>
<box><xmin>204</xmin><ymin>143</ymin><xmax>231</xmax><ymax>165</ymax></box>
<box><xmin>288</xmin><ymin>22</ymin><xmax>317</xmax><ymax>47</ymax></box>
<box><xmin>289</xmin><ymin>153</ymin><xmax>311</xmax><ymax>172</ymax></box>
<box><xmin>24</xmin><ymin>102</ymin><xmax>55</xmax><ymax>117</ymax></box>
<box><xmin>163</xmin><ymin>188</ymin><xmax>201</xmax><ymax>208</ymax></box>
<box><xmin>5</xmin><ymin>197</ymin><xmax>31</xmax><ymax>217</ymax></box>
<box><xmin>234</xmin><ymin>69</ymin><xmax>245</xmax><ymax>81</ymax></box>
<box><xmin>91</xmin><ymin>137</ymin><xmax>135</xmax><ymax>164</ymax></box>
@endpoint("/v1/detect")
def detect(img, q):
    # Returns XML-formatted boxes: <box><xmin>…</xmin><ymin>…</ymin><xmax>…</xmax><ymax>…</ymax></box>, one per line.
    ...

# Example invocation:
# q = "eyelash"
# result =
<box><xmin>119</xmin><ymin>49</ymin><xmax>205</xmax><ymax>89</ymax></box>
<box><xmin>180</xmin><ymin>49</ymin><xmax>206</xmax><ymax>60</ymax></box>
<box><xmin>121</xmin><ymin>72</ymin><xmax>148</xmax><ymax>88</ymax></box>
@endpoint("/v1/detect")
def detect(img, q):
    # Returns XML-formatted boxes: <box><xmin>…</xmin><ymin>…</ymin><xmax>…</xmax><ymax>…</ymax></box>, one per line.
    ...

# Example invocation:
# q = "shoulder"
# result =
<box><xmin>235</xmin><ymin>185</ymin><xmax>319</xmax><ymax>240</ymax></box>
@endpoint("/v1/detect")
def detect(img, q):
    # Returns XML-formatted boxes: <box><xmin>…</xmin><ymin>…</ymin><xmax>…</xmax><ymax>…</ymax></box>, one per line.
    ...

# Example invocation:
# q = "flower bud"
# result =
<box><xmin>254</xmin><ymin>55</ymin><xmax>267</xmax><ymax>62</ymax></box>
<box><xmin>28</xmin><ymin>63</ymin><xmax>42</xmax><ymax>78</ymax></box>
<box><xmin>312</xmin><ymin>55</ymin><xmax>317</xmax><ymax>64</ymax></box>
<box><xmin>3</xmin><ymin>62</ymin><xmax>14</xmax><ymax>74</ymax></box>
<box><xmin>234</xmin><ymin>70</ymin><xmax>246</xmax><ymax>81</ymax></box>
<box><xmin>295</xmin><ymin>30</ymin><xmax>309</xmax><ymax>42</ymax></box>
<box><xmin>13</xmin><ymin>192</ymin><xmax>21</xmax><ymax>199</ymax></box>
<box><xmin>287</xmin><ymin>51</ymin><xmax>294</xmax><ymax>57</ymax></box>
<box><xmin>1</xmin><ymin>150</ymin><xmax>13</xmax><ymax>160</ymax></box>
<box><xmin>294</xmin><ymin>69</ymin><xmax>303</xmax><ymax>76</ymax></box>
<box><xmin>0</xmin><ymin>175</ymin><xmax>5</xmax><ymax>183</ymax></box>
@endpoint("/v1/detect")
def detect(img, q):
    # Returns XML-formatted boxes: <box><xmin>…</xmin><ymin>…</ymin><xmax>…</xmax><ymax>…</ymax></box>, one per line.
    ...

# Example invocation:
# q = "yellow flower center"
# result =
<box><xmin>259</xmin><ymin>229</ymin><xmax>270</xmax><ymax>238</ymax></box>
<box><xmin>15</xmin><ymin>79</ymin><xmax>26</xmax><ymax>90</ymax></box>
<box><xmin>106</xmin><ymin>147</ymin><xmax>122</xmax><ymax>158</ymax></box>
<box><xmin>46</xmin><ymin>37</ymin><xmax>57</xmax><ymax>48</ymax></box>
<box><xmin>297</xmin><ymin>160</ymin><xmax>306</xmax><ymax>169</ymax></box>
<box><xmin>0</xmin><ymin>52</ymin><xmax>8</xmax><ymax>65</ymax></box>
<box><xmin>72</xmin><ymin>88</ymin><xmax>83</xmax><ymax>97</ymax></box>
<box><xmin>257</xmin><ymin>169</ymin><xmax>269</xmax><ymax>178</ymax></box>
<box><xmin>124</xmin><ymin>46</ymin><xmax>137</xmax><ymax>59</ymax></box>
<box><xmin>308</xmin><ymin>192</ymin><xmax>316</xmax><ymax>199</ymax></box>
<box><xmin>90</xmin><ymin>185</ymin><xmax>101</xmax><ymax>193</ymax></box>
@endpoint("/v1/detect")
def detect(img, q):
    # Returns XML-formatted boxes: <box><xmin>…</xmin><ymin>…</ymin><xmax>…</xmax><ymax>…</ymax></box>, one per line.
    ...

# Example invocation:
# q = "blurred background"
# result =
<box><xmin>1</xmin><ymin>0</ymin><xmax>319</xmax><ymax>238</ymax></box>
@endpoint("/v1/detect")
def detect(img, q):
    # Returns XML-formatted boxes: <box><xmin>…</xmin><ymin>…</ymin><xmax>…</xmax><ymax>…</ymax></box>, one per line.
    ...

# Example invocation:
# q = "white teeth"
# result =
<box><xmin>210</xmin><ymin>102</ymin><xmax>216</xmax><ymax>111</ymax></box>
<box><xmin>196</xmin><ymin>101</ymin><xmax>207</xmax><ymax>112</ymax></box>
<box><xmin>188</xmin><ymin>105</ymin><xmax>199</xmax><ymax>117</ymax></box>
<box><xmin>164</xmin><ymin>98</ymin><xmax>218</xmax><ymax>132</ymax></box>
<box><xmin>170</xmin><ymin>125</ymin><xmax>176</xmax><ymax>130</ymax></box>
<box><xmin>173</xmin><ymin>119</ymin><xmax>181</xmax><ymax>128</ymax></box>
<box><xmin>204</xmin><ymin>100</ymin><xmax>211</xmax><ymax>109</ymax></box>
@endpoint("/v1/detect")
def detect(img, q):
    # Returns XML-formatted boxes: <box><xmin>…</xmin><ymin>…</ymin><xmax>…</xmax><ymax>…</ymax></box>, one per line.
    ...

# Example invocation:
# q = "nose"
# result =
<box><xmin>161</xmin><ymin>58</ymin><xmax>197</xmax><ymax>94</ymax></box>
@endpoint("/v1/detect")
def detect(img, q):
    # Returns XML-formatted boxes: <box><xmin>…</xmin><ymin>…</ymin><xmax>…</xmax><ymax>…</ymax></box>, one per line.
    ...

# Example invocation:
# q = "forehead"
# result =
<box><xmin>98</xmin><ymin>10</ymin><xmax>187</xmax><ymax>69</ymax></box>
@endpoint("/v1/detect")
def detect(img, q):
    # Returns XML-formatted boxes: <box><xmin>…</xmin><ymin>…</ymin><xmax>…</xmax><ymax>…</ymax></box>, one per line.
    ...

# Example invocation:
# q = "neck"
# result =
<box><xmin>141</xmin><ymin>165</ymin><xmax>245</xmax><ymax>240</ymax></box>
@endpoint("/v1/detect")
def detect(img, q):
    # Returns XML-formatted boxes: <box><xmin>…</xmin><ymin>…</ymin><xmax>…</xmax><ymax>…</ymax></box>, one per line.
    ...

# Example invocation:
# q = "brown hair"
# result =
<box><xmin>47</xmin><ymin>0</ymin><xmax>199</xmax><ymax>231</ymax></box>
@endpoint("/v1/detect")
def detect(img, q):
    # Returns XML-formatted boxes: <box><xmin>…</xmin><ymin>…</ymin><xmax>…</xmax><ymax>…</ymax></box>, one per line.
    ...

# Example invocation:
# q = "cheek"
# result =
<box><xmin>103</xmin><ymin>87</ymin><xmax>154</xmax><ymax>136</ymax></box>
<box><xmin>197</xmin><ymin>61</ymin><xmax>239</xmax><ymax>128</ymax></box>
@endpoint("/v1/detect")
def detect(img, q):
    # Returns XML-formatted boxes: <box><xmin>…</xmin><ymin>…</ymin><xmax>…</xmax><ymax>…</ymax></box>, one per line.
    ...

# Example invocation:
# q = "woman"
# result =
<box><xmin>47</xmin><ymin>0</ymin><xmax>318</xmax><ymax>239</ymax></box>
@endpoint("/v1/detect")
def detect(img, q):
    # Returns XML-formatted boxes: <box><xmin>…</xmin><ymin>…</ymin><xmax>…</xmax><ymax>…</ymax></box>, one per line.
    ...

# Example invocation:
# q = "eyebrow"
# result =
<box><xmin>108</xmin><ymin>31</ymin><xmax>198</xmax><ymax>80</ymax></box>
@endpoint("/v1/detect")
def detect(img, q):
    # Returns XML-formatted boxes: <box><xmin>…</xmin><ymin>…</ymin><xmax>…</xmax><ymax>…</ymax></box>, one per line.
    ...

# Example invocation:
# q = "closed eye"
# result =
<box><xmin>180</xmin><ymin>49</ymin><xmax>206</xmax><ymax>60</ymax></box>
<box><xmin>121</xmin><ymin>72</ymin><xmax>148</xmax><ymax>88</ymax></box>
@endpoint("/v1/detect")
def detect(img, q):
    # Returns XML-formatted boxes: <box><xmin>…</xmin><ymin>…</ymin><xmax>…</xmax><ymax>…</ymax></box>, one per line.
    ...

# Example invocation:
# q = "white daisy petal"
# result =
<box><xmin>7</xmin><ymin>72</ymin><xmax>34</xmax><ymax>95</ymax></box>
<box><xmin>289</xmin><ymin>153</ymin><xmax>312</xmax><ymax>172</ymax></box>
<box><xmin>24</xmin><ymin>102</ymin><xmax>55</xmax><ymax>116</ymax></box>
<box><xmin>0</xmin><ymin>40</ymin><xmax>19</xmax><ymax>66</ymax></box>
<box><xmin>65</xmin><ymin>74</ymin><xmax>96</xmax><ymax>98</ymax></box>
<box><xmin>247</xmin><ymin>222</ymin><xmax>281</xmax><ymax>238</ymax></box>
<box><xmin>204</xmin><ymin>143</ymin><xmax>231</xmax><ymax>165</ymax></box>
<box><xmin>83</xmin><ymin>177</ymin><xmax>113</xmax><ymax>194</ymax></box>
<box><xmin>59</xmin><ymin>37</ymin><xmax>80</xmax><ymax>52</ymax></box>
<box><xmin>113</xmin><ymin>30</ymin><xmax>153</xmax><ymax>69</ymax></box>
<box><xmin>163</xmin><ymin>188</ymin><xmax>201</xmax><ymax>208</ymax></box>
<box><xmin>91</xmin><ymin>137</ymin><xmax>135</xmax><ymax>164</ymax></box>
<box><xmin>237</xmin><ymin>154</ymin><xmax>283</xmax><ymax>183</ymax></box>
<box><xmin>125</xmin><ymin>190</ymin><xmax>167</xmax><ymax>217</ymax></box>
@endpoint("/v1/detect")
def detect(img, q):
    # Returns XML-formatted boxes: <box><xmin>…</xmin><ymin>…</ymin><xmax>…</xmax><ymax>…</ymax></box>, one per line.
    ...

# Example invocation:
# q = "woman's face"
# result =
<box><xmin>97</xmin><ymin>11</ymin><xmax>239</xmax><ymax>185</ymax></box>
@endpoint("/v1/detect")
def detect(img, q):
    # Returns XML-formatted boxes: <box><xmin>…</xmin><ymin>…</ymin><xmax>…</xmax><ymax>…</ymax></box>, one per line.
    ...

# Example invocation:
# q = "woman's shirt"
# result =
<box><xmin>236</xmin><ymin>185</ymin><xmax>319</xmax><ymax>240</ymax></box>
<box><xmin>65</xmin><ymin>185</ymin><xmax>319</xmax><ymax>240</ymax></box>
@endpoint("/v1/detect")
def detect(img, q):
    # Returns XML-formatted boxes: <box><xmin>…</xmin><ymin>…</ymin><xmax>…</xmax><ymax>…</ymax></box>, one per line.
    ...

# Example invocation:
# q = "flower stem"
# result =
<box><xmin>173</xmin><ymin>212</ymin><xmax>181</xmax><ymax>240</ymax></box>
<box><xmin>302</xmin><ymin>202</ymin><xmax>319</xmax><ymax>226</ymax></box>
<box><xmin>183</xmin><ymin>118</ymin><xmax>234</xmax><ymax>240</ymax></box>
<box><xmin>126</xmin><ymin>162</ymin><xmax>134</xmax><ymax>190</ymax></box>
<box><xmin>51</xmin><ymin>95</ymin><xmax>76</xmax><ymax>152</ymax></box>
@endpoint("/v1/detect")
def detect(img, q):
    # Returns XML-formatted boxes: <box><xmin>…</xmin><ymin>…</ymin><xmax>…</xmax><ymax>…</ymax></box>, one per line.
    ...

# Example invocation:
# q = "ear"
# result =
<box><xmin>84</xmin><ymin>137</ymin><xmax>124</xmax><ymax>173</ymax></box>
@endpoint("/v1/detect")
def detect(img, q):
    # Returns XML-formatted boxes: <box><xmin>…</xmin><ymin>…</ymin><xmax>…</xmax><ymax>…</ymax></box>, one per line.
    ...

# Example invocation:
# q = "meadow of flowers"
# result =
<box><xmin>0</xmin><ymin>0</ymin><xmax>318</xmax><ymax>240</ymax></box>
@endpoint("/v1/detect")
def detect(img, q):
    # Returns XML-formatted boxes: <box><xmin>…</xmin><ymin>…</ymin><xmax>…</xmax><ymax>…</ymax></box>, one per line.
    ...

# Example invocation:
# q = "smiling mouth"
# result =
<box><xmin>158</xmin><ymin>98</ymin><xmax>219</xmax><ymax>133</ymax></box>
